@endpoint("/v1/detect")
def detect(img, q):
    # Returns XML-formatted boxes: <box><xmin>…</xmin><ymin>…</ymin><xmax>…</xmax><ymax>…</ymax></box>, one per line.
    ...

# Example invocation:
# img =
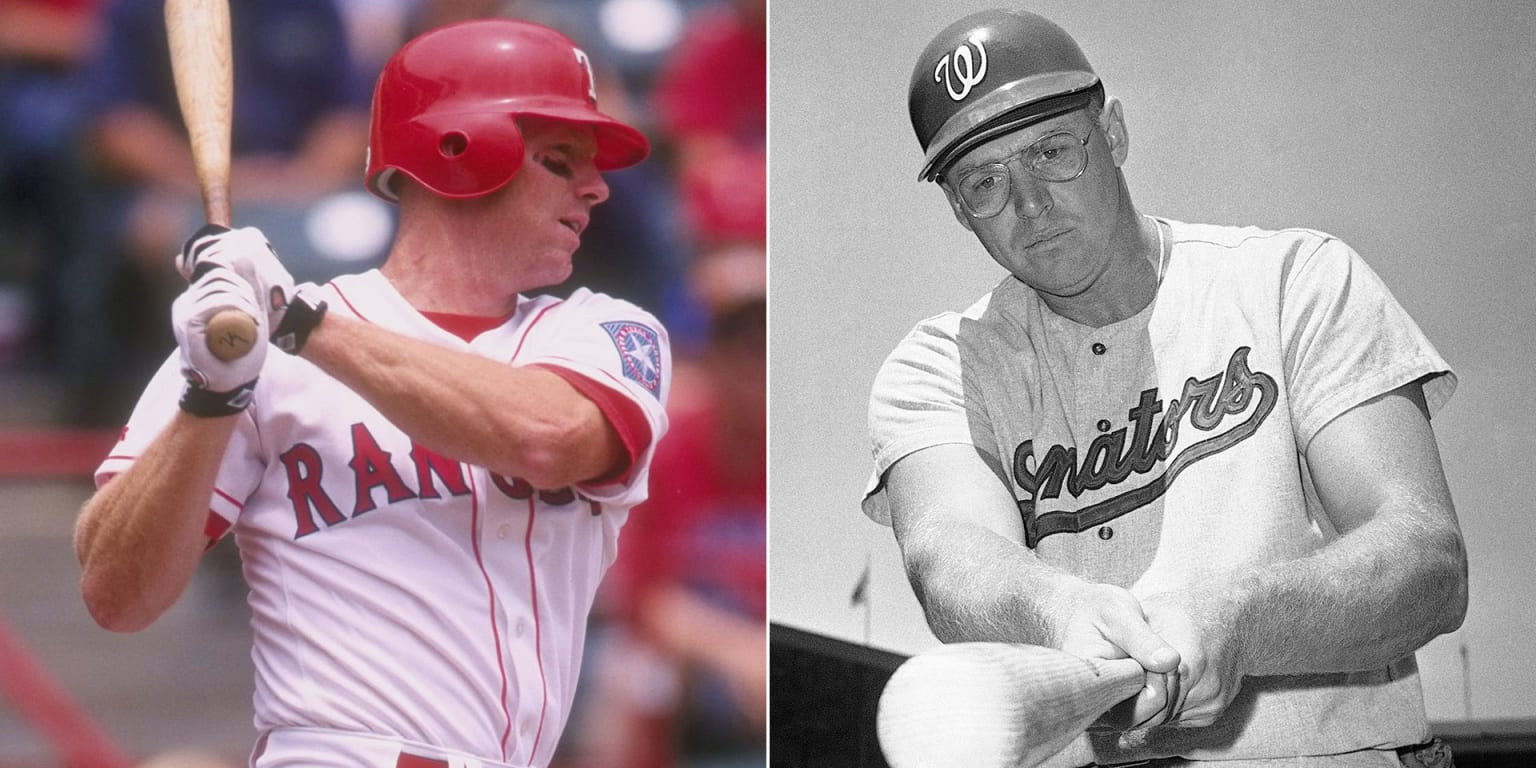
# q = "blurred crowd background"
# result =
<box><xmin>0</xmin><ymin>0</ymin><xmax>764</xmax><ymax>766</ymax></box>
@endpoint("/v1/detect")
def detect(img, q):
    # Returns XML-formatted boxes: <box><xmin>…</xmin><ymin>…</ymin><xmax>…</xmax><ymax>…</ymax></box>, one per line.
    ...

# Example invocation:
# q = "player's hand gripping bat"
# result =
<box><xmin>165</xmin><ymin>0</ymin><xmax>258</xmax><ymax>361</ymax></box>
<box><xmin>876</xmin><ymin>643</ymin><xmax>1149</xmax><ymax>768</ymax></box>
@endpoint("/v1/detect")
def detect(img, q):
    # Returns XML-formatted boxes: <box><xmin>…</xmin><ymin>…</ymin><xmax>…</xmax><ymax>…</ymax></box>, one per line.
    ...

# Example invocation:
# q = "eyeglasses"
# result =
<box><xmin>949</xmin><ymin>126</ymin><xmax>1096</xmax><ymax>219</ymax></box>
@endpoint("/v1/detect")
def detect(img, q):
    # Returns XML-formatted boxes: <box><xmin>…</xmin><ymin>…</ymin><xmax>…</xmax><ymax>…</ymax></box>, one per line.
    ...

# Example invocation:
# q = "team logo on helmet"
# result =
<box><xmin>574</xmin><ymin>48</ymin><xmax>597</xmax><ymax>105</ymax></box>
<box><xmin>933</xmin><ymin>34</ymin><xmax>988</xmax><ymax>102</ymax></box>
<box><xmin>602</xmin><ymin>321</ymin><xmax>662</xmax><ymax>397</ymax></box>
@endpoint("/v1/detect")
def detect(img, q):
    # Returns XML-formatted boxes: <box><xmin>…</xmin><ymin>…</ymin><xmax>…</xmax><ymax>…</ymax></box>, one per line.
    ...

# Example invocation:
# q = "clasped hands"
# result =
<box><xmin>171</xmin><ymin>225</ymin><xmax>327</xmax><ymax>416</ymax></box>
<box><xmin>1062</xmin><ymin>583</ymin><xmax>1244</xmax><ymax>731</ymax></box>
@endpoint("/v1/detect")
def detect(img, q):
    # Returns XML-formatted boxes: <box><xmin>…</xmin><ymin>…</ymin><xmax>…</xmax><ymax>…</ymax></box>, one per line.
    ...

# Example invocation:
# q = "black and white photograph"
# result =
<box><xmin>770</xmin><ymin>2</ymin><xmax>1535</xmax><ymax>766</ymax></box>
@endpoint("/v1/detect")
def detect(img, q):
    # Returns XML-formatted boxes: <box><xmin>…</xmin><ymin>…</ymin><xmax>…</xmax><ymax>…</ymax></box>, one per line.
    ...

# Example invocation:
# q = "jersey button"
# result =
<box><xmin>1097</xmin><ymin>526</ymin><xmax>1114</xmax><ymax>540</ymax></box>
<box><xmin>1096</xmin><ymin>419</ymin><xmax>1112</xmax><ymax>432</ymax></box>
<box><xmin>497</xmin><ymin>524</ymin><xmax>512</xmax><ymax>539</ymax></box>
<box><xmin>1091</xmin><ymin>342</ymin><xmax>1106</xmax><ymax>355</ymax></box>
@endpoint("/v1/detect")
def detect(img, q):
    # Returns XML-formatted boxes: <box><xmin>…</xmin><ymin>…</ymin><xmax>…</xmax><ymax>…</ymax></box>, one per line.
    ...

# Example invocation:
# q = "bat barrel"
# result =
<box><xmin>165</xmin><ymin>0</ymin><xmax>258</xmax><ymax>361</ymax></box>
<box><xmin>165</xmin><ymin>0</ymin><xmax>234</xmax><ymax>227</ymax></box>
<box><xmin>877</xmin><ymin>643</ymin><xmax>1146</xmax><ymax>768</ymax></box>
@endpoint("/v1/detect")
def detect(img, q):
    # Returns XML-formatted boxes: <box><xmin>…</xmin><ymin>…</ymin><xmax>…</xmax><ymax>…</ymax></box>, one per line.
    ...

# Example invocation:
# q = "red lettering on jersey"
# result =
<box><xmin>281</xmin><ymin>442</ymin><xmax>346</xmax><ymax>538</ymax></box>
<box><xmin>349</xmin><ymin>422</ymin><xmax>418</xmax><ymax>515</ymax></box>
<box><xmin>539</xmin><ymin>487</ymin><xmax>575</xmax><ymax>506</ymax></box>
<box><xmin>491</xmin><ymin>472</ymin><xmax>535</xmax><ymax>500</ymax></box>
<box><xmin>411</xmin><ymin>443</ymin><xmax>471</xmax><ymax>499</ymax></box>
<box><xmin>489</xmin><ymin>472</ymin><xmax>578</xmax><ymax>507</ymax></box>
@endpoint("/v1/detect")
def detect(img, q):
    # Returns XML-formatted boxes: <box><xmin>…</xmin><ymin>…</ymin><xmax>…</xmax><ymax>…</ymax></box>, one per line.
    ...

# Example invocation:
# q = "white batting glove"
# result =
<box><xmin>176</xmin><ymin>225</ymin><xmax>328</xmax><ymax>354</ymax></box>
<box><xmin>171</xmin><ymin>265</ymin><xmax>268</xmax><ymax>417</ymax></box>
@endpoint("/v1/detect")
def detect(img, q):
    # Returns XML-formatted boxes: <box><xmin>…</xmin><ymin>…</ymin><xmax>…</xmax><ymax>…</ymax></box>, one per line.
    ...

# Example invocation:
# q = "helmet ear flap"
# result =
<box><xmin>373</xmin><ymin>111</ymin><xmax>527</xmax><ymax>200</ymax></box>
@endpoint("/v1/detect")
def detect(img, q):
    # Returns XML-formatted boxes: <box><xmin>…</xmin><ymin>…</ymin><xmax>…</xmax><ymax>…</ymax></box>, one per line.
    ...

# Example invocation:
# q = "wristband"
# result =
<box><xmin>272</xmin><ymin>292</ymin><xmax>328</xmax><ymax>355</ymax></box>
<box><xmin>179</xmin><ymin>379</ymin><xmax>257</xmax><ymax>417</ymax></box>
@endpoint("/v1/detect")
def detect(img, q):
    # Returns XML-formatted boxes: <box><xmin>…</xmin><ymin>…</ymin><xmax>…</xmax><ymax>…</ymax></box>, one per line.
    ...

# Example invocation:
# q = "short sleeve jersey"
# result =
<box><xmin>864</xmin><ymin>220</ymin><xmax>1455</xmax><ymax>762</ymax></box>
<box><xmin>97</xmin><ymin>270</ymin><xmax>671</xmax><ymax>767</ymax></box>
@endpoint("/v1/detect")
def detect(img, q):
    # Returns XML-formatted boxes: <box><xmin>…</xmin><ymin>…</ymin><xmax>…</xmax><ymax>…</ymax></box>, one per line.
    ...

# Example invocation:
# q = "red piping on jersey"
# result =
<box><xmin>328</xmin><ymin>282</ymin><xmax>369</xmax><ymax>323</ymax></box>
<box><xmin>522</xmin><ymin>496</ymin><xmax>550</xmax><ymax>764</ymax></box>
<box><xmin>467</xmin><ymin>471</ymin><xmax>515</xmax><ymax>761</ymax></box>
<box><xmin>508</xmin><ymin>303</ymin><xmax>561</xmax><ymax>361</ymax></box>
<box><xmin>212</xmin><ymin>486</ymin><xmax>244</xmax><ymax>510</ymax></box>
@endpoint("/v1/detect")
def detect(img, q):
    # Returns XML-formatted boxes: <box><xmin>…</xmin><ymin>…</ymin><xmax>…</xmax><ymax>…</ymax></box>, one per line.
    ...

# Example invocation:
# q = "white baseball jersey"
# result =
<box><xmin>864</xmin><ymin>219</ymin><xmax>1455</xmax><ymax>764</ymax></box>
<box><xmin>97</xmin><ymin>270</ymin><xmax>671</xmax><ymax>768</ymax></box>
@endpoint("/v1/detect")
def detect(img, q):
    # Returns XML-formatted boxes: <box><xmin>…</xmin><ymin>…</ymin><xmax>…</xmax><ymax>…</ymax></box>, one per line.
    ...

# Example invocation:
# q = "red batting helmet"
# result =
<box><xmin>365</xmin><ymin>19</ymin><xmax>649</xmax><ymax>202</ymax></box>
<box><xmin>909</xmin><ymin>9</ymin><xmax>1100</xmax><ymax>182</ymax></box>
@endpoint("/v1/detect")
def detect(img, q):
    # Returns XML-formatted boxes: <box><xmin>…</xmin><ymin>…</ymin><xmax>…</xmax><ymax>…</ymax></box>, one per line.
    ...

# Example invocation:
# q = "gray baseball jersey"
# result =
<box><xmin>865</xmin><ymin>219</ymin><xmax>1455</xmax><ymax>763</ymax></box>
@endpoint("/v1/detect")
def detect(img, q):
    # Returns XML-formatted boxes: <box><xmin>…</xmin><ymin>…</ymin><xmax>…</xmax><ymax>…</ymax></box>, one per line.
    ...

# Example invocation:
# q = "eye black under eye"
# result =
<box><xmin>536</xmin><ymin>154</ymin><xmax>573</xmax><ymax>178</ymax></box>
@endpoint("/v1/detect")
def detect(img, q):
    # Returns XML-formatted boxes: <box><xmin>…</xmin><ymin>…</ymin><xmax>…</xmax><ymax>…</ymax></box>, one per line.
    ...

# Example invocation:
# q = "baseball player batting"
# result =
<box><xmin>862</xmin><ymin>9</ymin><xmax>1464</xmax><ymax>768</ymax></box>
<box><xmin>74</xmin><ymin>20</ymin><xmax>669</xmax><ymax>767</ymax></box>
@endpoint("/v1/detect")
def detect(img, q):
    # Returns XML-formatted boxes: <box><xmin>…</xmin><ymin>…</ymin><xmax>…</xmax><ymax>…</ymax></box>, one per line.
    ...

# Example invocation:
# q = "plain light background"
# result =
<box><xmin>768</xmin><ymin>1</ymin><xmax>1536</xmax><ymax>722</ymax></box>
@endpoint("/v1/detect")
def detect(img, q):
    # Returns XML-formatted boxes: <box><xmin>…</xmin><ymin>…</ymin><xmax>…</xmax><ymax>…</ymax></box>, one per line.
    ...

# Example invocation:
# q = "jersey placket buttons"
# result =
<box><xmin>1091</xmin><ymin>342</ymin><xmax>1106</xmax><ymax>355</ymax></box>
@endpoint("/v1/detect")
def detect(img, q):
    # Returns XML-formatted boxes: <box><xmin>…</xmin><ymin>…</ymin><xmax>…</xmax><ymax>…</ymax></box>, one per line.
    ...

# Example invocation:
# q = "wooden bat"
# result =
<box><xmin>165</xmin><ymin>0</ymin><xmax>257</xmax><ymax>362</ymax></box>
<box><xmin>876</xmin><ymin>643</ymin><xmax>1148</xmax><ymax>768</ymax></box>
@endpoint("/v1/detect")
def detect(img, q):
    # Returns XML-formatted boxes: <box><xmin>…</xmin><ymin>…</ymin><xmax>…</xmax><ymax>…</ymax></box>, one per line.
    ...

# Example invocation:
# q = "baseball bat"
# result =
<box><xmin>165</xmin><ymin>0</ymin><xmax>258</xmax><ymax>362</ymax></box>
<box><xmin>876</xmin><ymin>643</ymin><xmax>1147</xmax><ymax>768</ymax></box>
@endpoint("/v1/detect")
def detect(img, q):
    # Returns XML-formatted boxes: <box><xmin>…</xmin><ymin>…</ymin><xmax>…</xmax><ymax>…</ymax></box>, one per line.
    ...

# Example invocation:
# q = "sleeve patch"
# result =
<box><xmin>601</xmin><ymin>321</ymin><xmax>663</xmax><ymax>398</ymax></box>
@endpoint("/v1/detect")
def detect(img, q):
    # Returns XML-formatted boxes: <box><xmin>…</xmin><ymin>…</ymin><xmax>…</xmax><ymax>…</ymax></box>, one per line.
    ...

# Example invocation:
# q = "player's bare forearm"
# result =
<box><xmin>75</xmin><ymin>412</ymin><xmax>239</xmax><ymax>632</ymax></box>
<box><xmin>900</xmin><ymin>514</ymin><xmax>1077</xmax><ymax>645</ymax></box>
<box><xmin>891</xmin><ymin>460</ymin><xmax>1185</xmax><ymax>729</ymax></box>
<box><xmin>1210</xmin><ymin>503</ymin><xmax>1465</xmax><ymax>677</ymax></box>
<box><xmin>887</xmin><ymin>444</ymin><xmax>1090</xmax><ymax>647</ymax></box>
<box><xmin>1178</xmin><ymin>383</ymin><xmax>1467</xmax><ymax>678</ymax></box>
<box><xmin>299</xmin><ymin>313</ymin><xmax>624</xmax><ymax>488</ymax></box>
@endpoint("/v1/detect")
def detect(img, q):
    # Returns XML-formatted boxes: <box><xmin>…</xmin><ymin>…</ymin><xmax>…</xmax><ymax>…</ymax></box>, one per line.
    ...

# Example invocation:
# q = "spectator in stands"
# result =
<box><xmin>651</xmin><ymin>0</ymin><xmax>765</xmax><ymax>250</ymax></box>
<box><xmin>0</xmin><ymin>0</ymin><xmax>100</xmax><ymax>371</ymax></box>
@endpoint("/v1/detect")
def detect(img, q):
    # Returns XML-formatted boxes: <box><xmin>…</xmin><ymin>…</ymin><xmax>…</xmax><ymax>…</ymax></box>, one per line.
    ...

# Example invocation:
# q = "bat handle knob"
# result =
<box><xmin>205</xmin><ymin>308</ymin><xmax>258</xmax><ymax>361</ymax></box>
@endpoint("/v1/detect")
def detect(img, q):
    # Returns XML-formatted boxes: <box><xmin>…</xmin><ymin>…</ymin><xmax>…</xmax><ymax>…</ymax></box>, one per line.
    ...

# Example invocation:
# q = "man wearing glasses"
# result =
<box><xmin>862</xmin><ymin>9</ymin><xmax>1464</xmax><ymax>768</ymax></box>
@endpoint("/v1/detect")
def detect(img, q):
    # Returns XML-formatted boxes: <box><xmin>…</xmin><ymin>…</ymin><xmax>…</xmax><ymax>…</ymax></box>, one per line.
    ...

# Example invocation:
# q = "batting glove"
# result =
<box><xmin>268</xmin><ymin>283</ymin><xmax>328</xmax><ymax>355</ymax></box>
<box><xmin>176</xmin><ymin>224</ymin><xmax>327</xmax><ymax>355</ymax></box>
<box><xmin>171</xmin><ymin>265</ymin><xmax>267</xmax><ymax>417</ymax></box>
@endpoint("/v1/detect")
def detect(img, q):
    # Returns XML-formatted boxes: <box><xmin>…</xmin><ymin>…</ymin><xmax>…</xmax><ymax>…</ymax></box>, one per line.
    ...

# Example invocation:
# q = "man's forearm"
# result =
<box><xmin>299</xmin><ymin>313</ymin><xmax>621</xmax><ymax>489</ymax></box>
<box><xmin>75</xmin><ymin>412</ymin><xmax>237</xmax><ymax>632</ymax></box>
<box><xmin>1223</xmin><ymin>510</ymin><xmax>1467</xmax><ymax>677</ymax></box>
<box><xmin>900</xmin><ymin>517</ymin><xmax>1081</xmax><ymax>646</ymax></box>
<box><xmin>886</xmin><ymin>445</ymin><xmax>1097</xmax><ymax>648</ymax></box>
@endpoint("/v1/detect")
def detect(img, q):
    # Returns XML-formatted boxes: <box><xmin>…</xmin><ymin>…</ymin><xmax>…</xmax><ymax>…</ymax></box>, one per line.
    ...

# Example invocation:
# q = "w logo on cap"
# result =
<box><xmin>933</xmin><ymin>35</ymin><xmax>988</xmax><ymax>101</ymax></box>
